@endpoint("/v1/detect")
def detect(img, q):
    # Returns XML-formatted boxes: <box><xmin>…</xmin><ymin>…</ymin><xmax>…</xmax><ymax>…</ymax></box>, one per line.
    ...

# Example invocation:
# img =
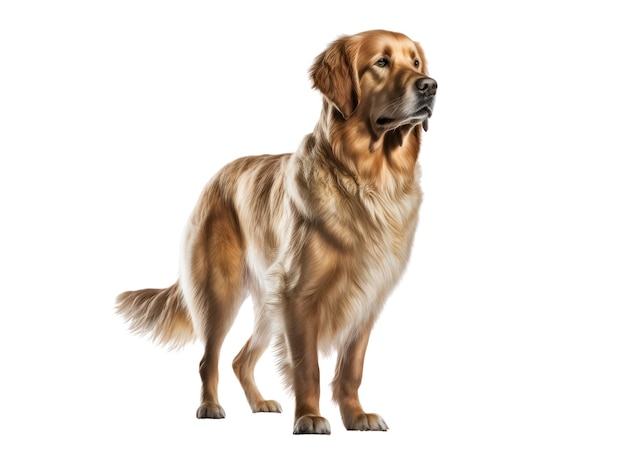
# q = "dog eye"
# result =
<box><xmin>376</xmin><ymin>58</ymin><xmax>389</xmax><ymax>68</ymax></box>
<box><xmin>414</xmin><ymin>59</ymin><xmax>420</xmax><ymax>67</ymax></box>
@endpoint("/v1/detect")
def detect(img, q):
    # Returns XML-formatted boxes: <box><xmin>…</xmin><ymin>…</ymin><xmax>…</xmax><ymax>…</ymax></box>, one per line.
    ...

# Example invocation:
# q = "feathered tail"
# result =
<box><xmin>115</xmin><ymin>281</ymin><xmax>195</xmax><ymax>349</ymax></box>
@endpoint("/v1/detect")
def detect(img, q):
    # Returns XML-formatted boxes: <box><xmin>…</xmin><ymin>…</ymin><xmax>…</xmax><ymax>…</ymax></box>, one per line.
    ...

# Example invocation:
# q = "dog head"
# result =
<box><xmin>310</xmin><ymin>30</ymin><xmax>436</xmax><ymax>133</ymax></box>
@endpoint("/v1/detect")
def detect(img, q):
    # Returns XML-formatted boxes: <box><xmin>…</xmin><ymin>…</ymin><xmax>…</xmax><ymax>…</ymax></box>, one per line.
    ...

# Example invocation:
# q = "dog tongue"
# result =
<box><xmin>422</xmin><ymin>118</ymin><xmax>429</xmax><ymax>132</ymax></box>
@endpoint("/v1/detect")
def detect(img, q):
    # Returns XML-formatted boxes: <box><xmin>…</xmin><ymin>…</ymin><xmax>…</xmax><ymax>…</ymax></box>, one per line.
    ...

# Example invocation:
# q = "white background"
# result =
<box><xmin>1</xmin><ymin>1</ymin><xmax>625</xmax><ymax>455</ymax></box>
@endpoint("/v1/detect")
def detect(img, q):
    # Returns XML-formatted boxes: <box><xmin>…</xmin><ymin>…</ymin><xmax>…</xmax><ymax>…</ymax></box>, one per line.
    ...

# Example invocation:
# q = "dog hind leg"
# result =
<box><xmin>181</xmin><ymin>197</ymin><xmax>247</xmax><ymax>419</ymax></box>
<box><xmin>232</xmin><ymin>310</ymin><xmax>282</xmax><ymax>413</ymax></box>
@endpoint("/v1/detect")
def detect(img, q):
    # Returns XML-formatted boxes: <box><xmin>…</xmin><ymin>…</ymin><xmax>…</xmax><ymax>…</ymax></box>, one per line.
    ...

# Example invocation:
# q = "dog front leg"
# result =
<box><xmin>286</xmin><ymin>315</ymin><xmax>331</xmax><ymax>435</ymax></box>
<box><xmin>332</xmin><ymin>321</ymin><xmax>388</xmax><ymax>431</ymax></box>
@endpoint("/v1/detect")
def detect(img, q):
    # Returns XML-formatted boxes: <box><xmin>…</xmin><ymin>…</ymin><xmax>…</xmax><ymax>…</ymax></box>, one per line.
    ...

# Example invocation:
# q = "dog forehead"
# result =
<box><xmin>357</xmin><ymin>31</ymin><xmax>419</xmax><ymax>61</ymax></box>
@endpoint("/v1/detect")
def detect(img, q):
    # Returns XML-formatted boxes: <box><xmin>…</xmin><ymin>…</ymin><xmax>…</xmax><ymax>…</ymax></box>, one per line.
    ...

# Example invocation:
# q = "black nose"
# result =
<box><xmin>416</xmin><ymin>77</ymin><xmax>437</xmax><ymax>96</ymax></box>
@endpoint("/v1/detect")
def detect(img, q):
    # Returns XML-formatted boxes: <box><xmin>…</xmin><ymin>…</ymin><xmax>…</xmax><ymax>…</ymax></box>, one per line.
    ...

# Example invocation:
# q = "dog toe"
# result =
<box><xmin>293</xmin><ymin>415</ymin><xmax>331</xmax><ymax>435</ymax></box>
<box><xmin>345</xmin><ymin>413</ymin><xmax>388</xmax><ymax>431</ymax></box>
<box><xmin>196</xmin><ymin>402</ymin><xmax>226</xmax><ymax>419</ymax></box>
<box><xmin>253</xmin><ymin>400</ymin><xmax>282</xmax><ymax>413</ymax></box>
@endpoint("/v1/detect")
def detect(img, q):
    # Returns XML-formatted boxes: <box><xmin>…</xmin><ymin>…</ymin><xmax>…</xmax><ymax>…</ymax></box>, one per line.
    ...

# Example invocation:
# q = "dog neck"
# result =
<box><xmin>313</xmin><ymin>100</ymin><xmax>421</xmax><ymax>190</ymax></box>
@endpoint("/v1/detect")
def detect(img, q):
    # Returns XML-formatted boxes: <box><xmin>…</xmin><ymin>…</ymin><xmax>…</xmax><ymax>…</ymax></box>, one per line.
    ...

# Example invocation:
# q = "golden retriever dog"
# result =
<box><xmin>116</xmin><ymin>29</ymin><xmax>437</xmax><ymax>434</ymax></box>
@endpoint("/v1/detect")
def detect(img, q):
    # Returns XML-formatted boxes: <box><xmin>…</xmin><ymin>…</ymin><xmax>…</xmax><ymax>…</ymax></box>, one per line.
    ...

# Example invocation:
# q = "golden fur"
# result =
<box><xmin>117</xmin><ymin>29</ymin><xmax>437</xmax><ymax>434</ymax></box>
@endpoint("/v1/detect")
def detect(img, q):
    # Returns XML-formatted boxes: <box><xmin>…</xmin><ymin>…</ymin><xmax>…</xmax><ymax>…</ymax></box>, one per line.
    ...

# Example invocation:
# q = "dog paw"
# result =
<box><xmin>196</xmin><ymin>402</ymin><xmax>226</xmax><ymax>419</ymax></box>
<box><xmin>344</xmin><ymin>413</ymin><xmax>388</xmax><ymax>431</ymax></box>
<box><xmin>293</xmin><ymin>415</ymin><xmax>331</xmax><ymax>435</ymax></box>
<box><xmin>253</xmin><ymin>400</ymin><xmax>282</xmax><ymax>413</ymax></box>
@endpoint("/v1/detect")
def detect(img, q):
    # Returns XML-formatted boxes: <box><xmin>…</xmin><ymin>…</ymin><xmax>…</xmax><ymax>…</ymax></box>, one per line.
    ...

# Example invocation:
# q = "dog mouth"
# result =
<box><xmin>375</xmin><ymin>104</ymin><xmax>434</xmax><ymax>129</ymax></box>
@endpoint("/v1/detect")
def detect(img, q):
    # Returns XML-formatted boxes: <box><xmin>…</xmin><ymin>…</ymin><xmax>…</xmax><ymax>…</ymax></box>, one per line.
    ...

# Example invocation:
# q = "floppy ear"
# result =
<box><xmin>309</xmin><ymin>36</ymin><xmax>361</xmax><ymax>119</ymax></box>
